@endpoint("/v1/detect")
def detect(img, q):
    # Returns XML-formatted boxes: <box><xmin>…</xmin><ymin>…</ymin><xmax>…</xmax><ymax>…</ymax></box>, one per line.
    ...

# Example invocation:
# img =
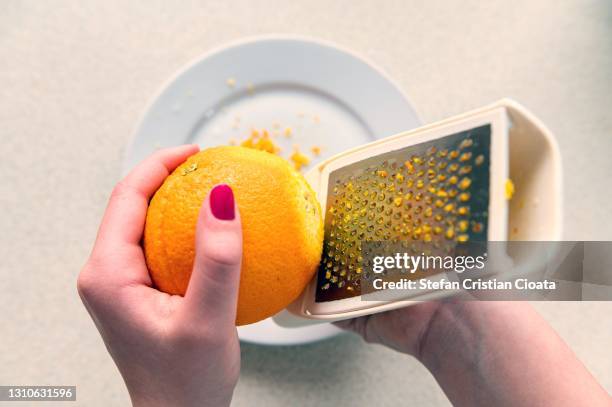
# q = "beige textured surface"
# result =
<box><xmin>1</xmin><ymin>1</ymin><xmax>611</xmax><ymax>406</ymax></box>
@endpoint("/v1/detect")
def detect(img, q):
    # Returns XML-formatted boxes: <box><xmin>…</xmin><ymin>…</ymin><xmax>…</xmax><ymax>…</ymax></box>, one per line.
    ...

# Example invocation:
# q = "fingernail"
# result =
<box><xmin>210</xmin><ymin>184</ymin><xmax>235</xmax><ymax>220</ymax></box>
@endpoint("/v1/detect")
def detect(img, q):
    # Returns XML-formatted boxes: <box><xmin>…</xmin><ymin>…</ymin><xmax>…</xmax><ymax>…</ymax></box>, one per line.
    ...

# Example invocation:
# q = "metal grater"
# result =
<box><xmin>316</xmin><ymin>125</ymin><xmax>492</xmax><ymax>302</ymax></box>
<box><xmin>274</xmin><ymin>99</ymin><xmax>561</xmax><ymax>326</ymax></box>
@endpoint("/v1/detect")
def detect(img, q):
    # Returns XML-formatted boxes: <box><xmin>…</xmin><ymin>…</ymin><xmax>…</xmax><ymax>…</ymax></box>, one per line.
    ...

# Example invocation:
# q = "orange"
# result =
<box><xmin>144</xmin><ymin>146</ymin><xmax>324</xmax><ymax>325</ymax></box>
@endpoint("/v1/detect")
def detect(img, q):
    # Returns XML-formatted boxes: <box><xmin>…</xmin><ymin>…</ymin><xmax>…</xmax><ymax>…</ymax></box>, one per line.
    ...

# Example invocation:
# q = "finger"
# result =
<box><xmin>181</xmin><ymin>184</ymin><xmax>242</xmax><ymax>326</ymax></box>
<box><xmin>95</xmin><ymin>145</ymin><xmax>199</xmax><ymax>250</ymax></box>
<box><xmin>333</xmin><ymin>316</ymin><xmax>370</xmax><ymax>337</ymax></box>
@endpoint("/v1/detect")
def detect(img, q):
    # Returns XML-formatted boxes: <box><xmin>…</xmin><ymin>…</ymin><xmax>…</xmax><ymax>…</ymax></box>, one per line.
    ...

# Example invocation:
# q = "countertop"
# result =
<box><xmin>1</xmin><ymin>1</ymin><xmax>611</xmax><ymax>405</ymax></box>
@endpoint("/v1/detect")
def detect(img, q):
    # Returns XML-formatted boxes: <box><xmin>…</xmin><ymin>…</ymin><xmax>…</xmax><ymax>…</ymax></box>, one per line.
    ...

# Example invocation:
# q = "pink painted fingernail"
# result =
<box><xmin>210</xmin><ymin>184</ymin><xmax>235</xmax><ymax>220</ymax></box>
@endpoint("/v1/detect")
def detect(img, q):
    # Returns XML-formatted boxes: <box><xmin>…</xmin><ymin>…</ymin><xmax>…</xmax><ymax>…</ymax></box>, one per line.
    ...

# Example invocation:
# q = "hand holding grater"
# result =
<box><xmin>275</xmin><ymin>99</ymin><xmax>562</xmax><ymax>327</ymax></box>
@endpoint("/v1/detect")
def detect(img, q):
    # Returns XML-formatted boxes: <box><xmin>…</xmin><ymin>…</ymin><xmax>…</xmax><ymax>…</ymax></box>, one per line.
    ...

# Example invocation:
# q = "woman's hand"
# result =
<box><xmin>334</xmin><ymin>301</ymin><xmax>443</xmax><ymax>358</ymax></box>
<box><xmin>77</xmin><ymin>145</ymin><xmax>243</xmax><ymax>407</ymax></box>
<box><xmin>336</xmin><ymin>301</ymin><xmax>611</xmax><ymax>406</ymax></box>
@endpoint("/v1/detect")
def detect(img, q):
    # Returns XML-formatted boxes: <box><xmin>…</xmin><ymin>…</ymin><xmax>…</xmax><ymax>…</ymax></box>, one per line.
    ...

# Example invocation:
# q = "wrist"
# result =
<box><xmin>129</xmin><ymin>384</ymin><xmax>234</xmax><ymax>407</ymax></box>
<box><xmin>417</xmin><ymin>301</ymin><xmax>531</xmax><ymax>368</ymax></box>
<box><xmin>131</xmin><ymin>394</ymin><xmax>233</xmax><ymax>407</ymax></box>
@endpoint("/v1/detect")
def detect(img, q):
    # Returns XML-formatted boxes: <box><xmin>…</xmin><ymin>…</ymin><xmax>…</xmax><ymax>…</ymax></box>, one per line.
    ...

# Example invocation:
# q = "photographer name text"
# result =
<box><xmin>373</xmin><ymin>277</ymin><xmax>557</xmax><ymax>291</ymax></box>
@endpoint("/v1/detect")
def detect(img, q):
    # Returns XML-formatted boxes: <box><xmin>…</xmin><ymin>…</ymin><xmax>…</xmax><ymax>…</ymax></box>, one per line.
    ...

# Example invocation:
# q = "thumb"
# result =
<box><xmin>182</xmin><ymin>184</ymin><xmax>242</xmax><ymax>326</ymax></box>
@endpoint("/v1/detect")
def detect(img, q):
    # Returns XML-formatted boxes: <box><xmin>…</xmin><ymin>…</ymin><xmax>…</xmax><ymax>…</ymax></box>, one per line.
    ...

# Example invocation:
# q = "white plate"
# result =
<box><xmin>124</xmin><ymin>35</ymin><xmax>421</xmax><ymax>345</ymax></box>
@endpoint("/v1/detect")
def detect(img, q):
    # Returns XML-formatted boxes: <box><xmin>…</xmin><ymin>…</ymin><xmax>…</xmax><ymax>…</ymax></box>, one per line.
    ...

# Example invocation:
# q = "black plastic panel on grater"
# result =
<box><xmin>315</xmin><ymin>125</ymin><xmax>491</xmax><ymax>302</ymax></box>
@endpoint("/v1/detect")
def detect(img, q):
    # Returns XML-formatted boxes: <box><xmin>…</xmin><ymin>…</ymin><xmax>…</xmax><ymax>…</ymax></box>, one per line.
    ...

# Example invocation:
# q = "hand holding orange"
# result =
<box><xmin>144</xmin><ymin>146</ymin><xmax>324</xmax><ymax>325</ymax></box>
